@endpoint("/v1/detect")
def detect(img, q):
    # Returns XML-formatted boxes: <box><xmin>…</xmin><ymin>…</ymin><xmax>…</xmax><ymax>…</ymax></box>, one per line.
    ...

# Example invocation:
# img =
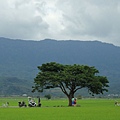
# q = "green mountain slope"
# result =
<box><xmin>0</xmin><ymin>37</ymin><xmax>120</xmax><ymax>95</ymax></box>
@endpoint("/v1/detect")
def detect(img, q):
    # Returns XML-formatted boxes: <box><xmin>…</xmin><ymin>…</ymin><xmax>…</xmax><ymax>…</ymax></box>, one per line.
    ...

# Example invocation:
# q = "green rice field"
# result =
<box><xmin>0</xmin><ymin>97</ymin><xmax>120</xmax><ymax>120</ymax></box>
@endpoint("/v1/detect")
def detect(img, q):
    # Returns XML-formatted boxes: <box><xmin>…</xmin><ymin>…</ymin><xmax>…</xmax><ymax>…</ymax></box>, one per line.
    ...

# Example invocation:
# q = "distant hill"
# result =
<box><xmin>0</xmin><ymin>37</ymin><xmax>120</xmax><ymax>96</ymax></box>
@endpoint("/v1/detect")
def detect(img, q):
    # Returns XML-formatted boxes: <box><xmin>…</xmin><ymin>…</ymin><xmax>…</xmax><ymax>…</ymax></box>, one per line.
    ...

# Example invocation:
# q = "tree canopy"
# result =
<box><xmin>32</xmin><ymin>62</ymin><xmax>109</xmax><ymax>106</ymax></box>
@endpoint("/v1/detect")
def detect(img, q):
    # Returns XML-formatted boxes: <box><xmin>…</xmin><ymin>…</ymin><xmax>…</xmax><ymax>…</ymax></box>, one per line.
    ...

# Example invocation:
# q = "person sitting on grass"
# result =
<box><xmin>74</xmin><ymin>98</ymin><xmax>77</xmax><ymax>106</ymax></box>
<box><xmin>72</xmin><ymin>97</ymin><xmax>75</xmax><ymax>106</ymax></box>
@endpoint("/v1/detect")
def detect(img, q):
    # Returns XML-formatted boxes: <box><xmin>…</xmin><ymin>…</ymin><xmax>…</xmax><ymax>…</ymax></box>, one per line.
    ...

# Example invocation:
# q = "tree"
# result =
<box><xmin>44</xmin><ymin>94</ymin><xmax>51</xmax><ymax>100</ymax></box>
<box><xmin>32</xmin><ymin>62</ymin><xmax>109</xmax><ymax>106</ymax></box>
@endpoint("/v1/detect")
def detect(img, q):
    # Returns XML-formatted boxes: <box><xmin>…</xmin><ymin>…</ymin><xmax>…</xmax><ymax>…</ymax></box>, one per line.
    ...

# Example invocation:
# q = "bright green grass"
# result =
<box><xmin>0</xmin><ymin>97</ymin><xmax>120</xmax><ymax>120</ymax></box>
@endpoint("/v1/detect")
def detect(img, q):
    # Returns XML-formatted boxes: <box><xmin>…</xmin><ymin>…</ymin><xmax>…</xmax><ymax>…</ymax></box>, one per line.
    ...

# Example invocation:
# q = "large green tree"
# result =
<box><xmin>32</xmin><ymin>62</ymin><xmax>109</xmax><ymax>106</ymax></box>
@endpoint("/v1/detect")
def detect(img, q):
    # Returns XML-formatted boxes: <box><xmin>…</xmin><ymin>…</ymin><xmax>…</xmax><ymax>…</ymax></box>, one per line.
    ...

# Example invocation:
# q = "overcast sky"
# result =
<box><xmin>0</xmin><ymin>0</ymin><xmax>120</xmax><ymax>46</ymax></box>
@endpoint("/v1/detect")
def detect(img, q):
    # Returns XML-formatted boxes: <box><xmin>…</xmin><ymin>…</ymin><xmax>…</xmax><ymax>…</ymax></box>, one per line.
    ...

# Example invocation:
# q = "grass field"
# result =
<box><xmin>0</xmin><ymin>97</ymin><xmax>120</xmax><ymax>120</ymax></box>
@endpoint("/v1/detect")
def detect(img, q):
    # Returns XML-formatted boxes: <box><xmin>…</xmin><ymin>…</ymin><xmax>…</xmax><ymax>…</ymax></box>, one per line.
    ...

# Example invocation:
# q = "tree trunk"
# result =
<box><xmin>68</xmin><ymin>93</ymin><xmax>74</xmax><ymax>106</ymax></box>
<box><xmin>68</xmin><ymin>97</ymin><xmax>72</xmax><ymax>106</ymax></box>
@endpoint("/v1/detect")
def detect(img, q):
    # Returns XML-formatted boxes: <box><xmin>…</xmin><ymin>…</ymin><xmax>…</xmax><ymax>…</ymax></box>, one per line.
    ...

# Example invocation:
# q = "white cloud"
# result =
<box><xmin>0</xmin><ymin>0</ymin><xmax>120</xmax><ymax>46</ymax></box>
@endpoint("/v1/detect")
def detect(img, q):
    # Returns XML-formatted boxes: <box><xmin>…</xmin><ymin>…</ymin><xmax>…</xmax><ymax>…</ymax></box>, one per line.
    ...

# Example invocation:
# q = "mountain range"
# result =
<box><xmin>0</xmin><ymin>37</ymin><xmax>120</xmax><ymax>96</ymax></box>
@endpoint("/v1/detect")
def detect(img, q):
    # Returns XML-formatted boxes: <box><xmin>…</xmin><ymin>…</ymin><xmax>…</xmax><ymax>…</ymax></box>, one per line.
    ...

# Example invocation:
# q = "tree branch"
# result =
<box><xmin>59</xmin><ymin>82</ymin><xmax>69</xmax><ymax>96</ymax></box>
<box><xmin>74</xmin><ymin>86</ymin><xmax>83</xmax><ymax>93</ymax></box>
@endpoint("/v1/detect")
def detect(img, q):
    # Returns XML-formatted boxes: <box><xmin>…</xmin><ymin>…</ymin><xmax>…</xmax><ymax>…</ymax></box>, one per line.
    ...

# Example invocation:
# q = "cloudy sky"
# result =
<box><xmin>0</xmin><ymin>0</ymin><xmax>120</xmax><ymax>46</ymax></box>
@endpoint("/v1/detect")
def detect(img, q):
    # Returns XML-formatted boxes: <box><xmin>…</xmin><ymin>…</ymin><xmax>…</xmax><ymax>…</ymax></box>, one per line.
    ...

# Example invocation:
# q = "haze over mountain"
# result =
<box><xmin>0</xmin><ymin>37</ymin><xmax>120</xmax><ymax>96</ymax></box>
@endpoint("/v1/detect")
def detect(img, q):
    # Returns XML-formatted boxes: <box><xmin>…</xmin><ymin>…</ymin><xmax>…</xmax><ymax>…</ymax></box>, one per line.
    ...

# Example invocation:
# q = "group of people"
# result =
<box><xmin>18</xmin><ymin>97</ymin><xmax>41</xmax><ymax>107</ymax></box>
<box><xmin>72</xmin><ymin>97</ymin><xmax>77</xmax><ymax>106</ymax></box>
